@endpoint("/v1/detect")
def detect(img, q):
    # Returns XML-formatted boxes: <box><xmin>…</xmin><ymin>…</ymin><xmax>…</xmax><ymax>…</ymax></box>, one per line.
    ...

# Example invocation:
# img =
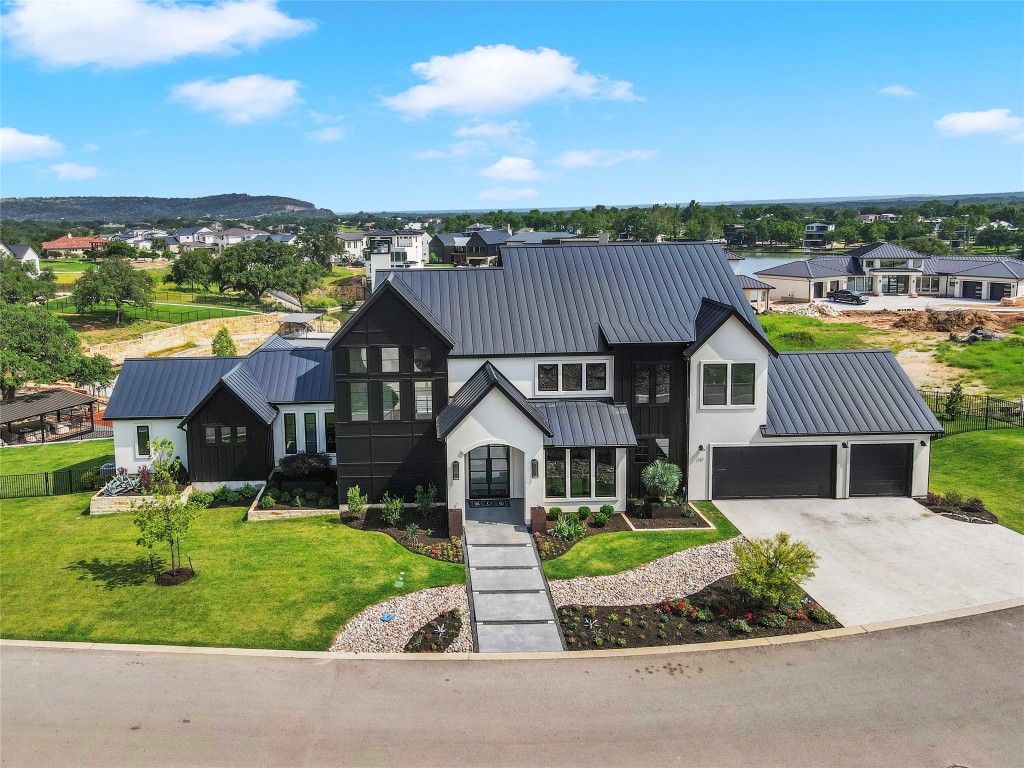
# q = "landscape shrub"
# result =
<box><xmin>599</xmin><ymin>504</ymin><xmax>614</xmax><ymax>517</ymax></box>
<box><xmin>694</xmin><ymin>607</ymin><xmax>715</xmax><ymax>623</ymax></box>
<box><xmin>278</xmin><ymin>490</ymin><xmax>292</xmax><ymax>504</ymax></box>
<box><xmin>189</xmin><ymin>491</ymin><xmax>213</xmax><ymax>508</ymax></box>
<box><xmin>724</xmin><ymin>618</ymin><xmax>752</xmax><ymax>634</ymax></box>
<box><xmin>760</xmin><ymin>612</ymin><xmax>789</xmax><ymax>629</ymax></box>
<box><xmin>695</xmin><ymin>625</ymin><xmax>708</xmax><ymax>637</ymax></box>
<box><xmin>404</xmin><ymin>523</ymin><xmax>419</xmax><ymax>542</ymax></box>
<box><xmin>641</xmin><ymin>459</ymin><xmax>682</xmax><ymax>502</ymax></box>
<box><xmin>137</xmin><ymin>465</ymin><xmax>153</xmax><ymax>492</ymax></box>
<box><xmin>733</xmin><ymin>533</ymin><xmax>819</xmax><ymax>610</ymax></box>
<box><xmin>238</xmin><ymin>483</ymin><xmax>259</xmax><ymax>500</ymax></box>
<box><xmin>941</xmin><ymin>489</ymin><xmax>964</xmax><ymax>508</ymax></box>
<box><xmin>381</xmin><ymin>492</ymin><xmax>404</xmax><ymax>526</ymax></box>
<box><xmin>809</xmin><ymin>606</ymin><xmax>835</xmax><ymax>624</ymax></box>
<box><xmin>291</xmin><ymin>494</ymin><xmax>303</xmax><ymax>507</ymax></box>
<box><xmin>924</xmin><ymin>491</ymin><xmax>943</xmax><ymax>507</ymax></box>
<box><xmin>414</xmin><ymin>483</ymin><xmax>438</xmax><ymax>517</ymax></box>
<box><xmin>576</xmin><ymin>506</ymin><xmax>591</xmax><ymax>521</ymax></box>
<box><xmin>961</xmin><ymin>496</ymin><xmax>988</xmax><ymax>514</ymax></box>
<box><xmin>259</xmin><ymin>494</ymin><xmax>275</xmax><ymax>509</ymax></box>
<box><xmin>347</xmin><ymin>485</ymin><xmax>368</xmax><ymax>516</ymax></box>
<box><xmin>318</xmin><ymin>494</ymin><xmax>334</xmax><ymax>509</ymax></box>
<box><xmin>593</xmin><ymin>511</ymin><xmax>610</xmax><ymax>527</ymax></box>
<box><xmin>552</xmin><ymin>515</ymin><xmax>586</xmax><ymax>542</ymax></box>
<box><xmin>277</xmin><ymin>451</ymin><xmax>332</xmax><ymax>479</ymax></box>
<box><xmin>212</xmin><ymin>485</ymin><xmax>242</xmax><ymax>504</ymax></box>
<box><xmin>547</xmin><ymin>506</ymin><xmax>562</xmax><ymax>520</ymax></box>
<box><xmin>943</xmin><ymin>382</ymin><xmax>965</xmax><ymax>420</ymax></box>
<box><xmin>80</xmin><ymin>468</ymin><xmax>103</xmax><ymax>491</ymax></box>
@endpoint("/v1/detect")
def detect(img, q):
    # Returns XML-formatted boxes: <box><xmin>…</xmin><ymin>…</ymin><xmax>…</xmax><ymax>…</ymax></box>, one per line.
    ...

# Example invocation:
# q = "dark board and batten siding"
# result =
<box><xmin>333</xmin><ymin>290</ymin><xmax>448</xmax><ymax>502</ymax></box>
<box><xmin>185</xmin><ymin>387</ymin><xmax>273</xmax><ymax>482</ymax></box>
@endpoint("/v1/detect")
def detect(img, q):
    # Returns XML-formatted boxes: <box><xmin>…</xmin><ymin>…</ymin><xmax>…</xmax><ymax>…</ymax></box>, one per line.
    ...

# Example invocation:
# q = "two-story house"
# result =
<box><xmin>104</xmin><ymin>244</ymin><xmax>942</xmax><ymax>522</ymax></box>
<box><xmin>363</xmin><ymin>230</ymin><xmax>431</xmax><ymax>286</ymax></box>
<box><xmin>803</xmin><ymin>222</ymin><xmax>835</xmax><ymax>249</ymax></box>
<box><xmin>429</xmin><ymin>233</ymin><xmax>469</xmax><ymax>265</ymax></box>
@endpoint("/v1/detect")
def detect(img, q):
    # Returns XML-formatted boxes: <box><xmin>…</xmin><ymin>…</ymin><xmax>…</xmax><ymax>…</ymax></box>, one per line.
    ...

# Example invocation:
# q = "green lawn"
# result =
<box><xmin>759</xmin><ymin>314</ymin><xmax>906</xmax><ymax>353</ymax></box>
<box><xmin>932</xmin><ymin>326</ymin><xmax>1024</xmax><ymax>399</ymax></box>
<box><xmin>0</xmin><ymin>439</ymin><xmax>113</xmax><ymax>475</ymax></box>
<box><xmin>0</xmin><ymin>494</ymin><xmax>465</xmax><ymax>650</ymax></box>
<box><xmin>930</xmin><ymin>431</ymin><xmax>1024</xmax><ymax>534</ymax></box>
<box><xmin>542</xmin><ymin>503</ymin><xmax>739</xmax><ymax>580</ymax></box>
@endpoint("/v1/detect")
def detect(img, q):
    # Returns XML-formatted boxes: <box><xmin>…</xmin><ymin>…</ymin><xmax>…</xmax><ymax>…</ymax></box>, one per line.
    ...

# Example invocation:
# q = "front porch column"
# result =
<box><xmin>909</xmin><ymin>275</ymin><xmax>918</xmax><ymax>298</ymax></box>
<box><xmin>872</xmin><ymin>275</ymin><xmax>882</xmax><ymax>297</ymax></box>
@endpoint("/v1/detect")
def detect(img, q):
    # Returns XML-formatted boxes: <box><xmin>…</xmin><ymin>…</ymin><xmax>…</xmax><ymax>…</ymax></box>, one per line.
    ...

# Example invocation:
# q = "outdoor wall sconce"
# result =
<box><xmin>697</xmin><ymin>445</ymin><xmax>705</xmax><ymax>452</ymax></box>
<box><xmin>531</xmin><ymin>459</ymin><xmax>539</xmax><ymax>478</ymax></box>
<box><xmin>841</xmin><ymin>442</ymin><xmax>848</xmax><ymax>448</ymax></box>
<box><xmin>920</xmin><ymin>440</ymin><xmax>927</xmax><ymax>446</ymax></box>
<box><xmin>451</xmin><ymin>461</ymin><xmax>459</xmax><ymax>480</ymax></box>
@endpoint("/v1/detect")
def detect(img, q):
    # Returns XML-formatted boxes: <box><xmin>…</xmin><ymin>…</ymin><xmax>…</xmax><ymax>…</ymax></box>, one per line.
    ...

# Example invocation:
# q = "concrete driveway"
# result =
<box><xmin>715</xmin><ymin>497</ymin><xmax>1024</xmax><ymax>626</ymax></box>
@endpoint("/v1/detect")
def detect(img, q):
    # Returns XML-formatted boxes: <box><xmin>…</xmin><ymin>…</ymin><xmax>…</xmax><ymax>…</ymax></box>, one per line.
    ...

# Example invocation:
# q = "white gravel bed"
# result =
<box><xmin>330</xmin><ymin>584</ymin><xmax>471</xmax><ymax>654</ymax></box>
<box><xmin>549</xmin><ymin>537</ymin><xmax>743</xmax><ymax>607</ymax></box>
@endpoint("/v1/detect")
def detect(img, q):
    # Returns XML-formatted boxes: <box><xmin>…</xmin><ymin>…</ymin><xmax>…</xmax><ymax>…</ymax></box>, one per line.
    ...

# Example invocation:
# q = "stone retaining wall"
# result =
<box><xmin>89</xmin><ymin>485</ymin><xmax>193</xmax><ymax>515</ymax></box>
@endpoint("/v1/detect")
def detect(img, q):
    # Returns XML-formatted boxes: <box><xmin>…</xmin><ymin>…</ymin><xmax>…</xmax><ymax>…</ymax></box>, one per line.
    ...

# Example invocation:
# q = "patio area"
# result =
<box><xmin>0</xmin><ymin>389</ymin><xmax>100</xmax><ymax>446</ymax></box>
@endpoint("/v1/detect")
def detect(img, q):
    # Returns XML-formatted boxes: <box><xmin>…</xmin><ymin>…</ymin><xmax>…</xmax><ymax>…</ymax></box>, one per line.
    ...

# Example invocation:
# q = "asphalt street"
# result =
<box><xmin>2</xmin><ymin>608</ymin><xmax>1022</xmax><ymax>768</ymax></box>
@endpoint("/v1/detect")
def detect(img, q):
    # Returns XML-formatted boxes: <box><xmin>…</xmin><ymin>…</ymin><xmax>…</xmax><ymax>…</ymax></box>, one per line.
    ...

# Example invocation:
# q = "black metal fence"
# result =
<box><xmin>0</xmin><ymin>466</ymin><xmax>104</xmax><ymax>499</ymax></box>
<box><xmin>1</xmin><ymin>425</ymin><xmax>112</xmax><ymax>446</ymax></box>
<box><xmin>918</xmin><ymin>389</ymin><xmax>1024</xmax><ymax>438</ymax></box>
<box><xmin>46</xmin><ymin>298</ymin><xmax>257</xmax><ymax>324</ymax></box>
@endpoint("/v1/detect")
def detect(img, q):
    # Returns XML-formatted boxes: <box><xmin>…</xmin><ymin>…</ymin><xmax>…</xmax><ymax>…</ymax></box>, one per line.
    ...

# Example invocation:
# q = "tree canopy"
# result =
<box><xmin>296</xmin><ymin>222</ymin><xmax>343</xmax><ymax>269</ymax></box>
<box><xmin>0</xmin><ymin>255</ymin><xmax>57</xmax><ymax>304</ymax></box>
<box><xmin>212</xmin><ymin>240</ymin><xmax>322</xmax><ymax>303</ymax></box>
<box><xmin>72</xmin><ymin>256</ymin><xmax>155</xmax><ymax>324</ymax></box>
<box><xmin>164</xmin><ymin>249</ymin><xmax>214</xmax><ymax>292</ymax></box>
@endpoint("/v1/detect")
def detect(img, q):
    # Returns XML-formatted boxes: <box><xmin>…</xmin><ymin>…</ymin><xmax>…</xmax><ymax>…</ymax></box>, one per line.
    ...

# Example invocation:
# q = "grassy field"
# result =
<box><xmin>542</xmin><ymin>503</ymin><xmax>739</xmax><ymax>580</ymax></box>
<box><xmin>930</xmin><ymin>431</ymin><xmax>1024</xmax><ymax>534</ymax></box>
<box><xmin>758</xmin><ymin>314</ymin><xmax>906</xmax><ymax>353</ymax></box>
<box><xmin>0</xmin><ymin>439</ymin><xmax>113</xmax><ymax>475</ymax></box>
<box><xmin>0</xmin><ymin>495</ymin><xmax>465</xmax><ymax>650</ymax></box>
<box><xmin>932</xmin><ymin>325</ymin><xmax>1024</xmax><ymax>398</ymax></box>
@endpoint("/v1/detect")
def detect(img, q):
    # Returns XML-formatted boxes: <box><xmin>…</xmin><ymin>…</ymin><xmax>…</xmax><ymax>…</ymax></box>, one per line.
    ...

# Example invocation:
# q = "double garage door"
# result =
<box><xmin>712</xmin><ymin>444</ymin><xmax>912</xmax><ymax>499</ymax></box>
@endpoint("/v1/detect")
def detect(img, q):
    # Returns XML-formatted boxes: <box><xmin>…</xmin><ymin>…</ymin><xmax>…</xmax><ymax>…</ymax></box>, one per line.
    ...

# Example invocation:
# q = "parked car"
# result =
<box><xmin>351</xmin><ymin>259</ymin><xmax>365</xmax><ymax>267</ymax></box>
<box><xmin>826</xmin><ymin>289</ymin><xmax>868</xmax><ymax>304</ymax></box>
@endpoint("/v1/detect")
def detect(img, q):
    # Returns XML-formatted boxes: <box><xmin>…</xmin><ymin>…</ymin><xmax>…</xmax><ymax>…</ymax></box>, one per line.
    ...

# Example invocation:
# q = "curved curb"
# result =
<box><xmin>2</xmin><ymin>598</ymin><xmax>1020</xmax><ymax>661</ymax></box>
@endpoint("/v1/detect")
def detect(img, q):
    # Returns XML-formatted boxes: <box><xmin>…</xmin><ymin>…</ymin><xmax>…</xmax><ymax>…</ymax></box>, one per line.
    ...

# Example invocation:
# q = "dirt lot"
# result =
<box><xmin>831</xmin><ymin>309</ymin><xmax>1024</xmax><ymax>333</ymax></box>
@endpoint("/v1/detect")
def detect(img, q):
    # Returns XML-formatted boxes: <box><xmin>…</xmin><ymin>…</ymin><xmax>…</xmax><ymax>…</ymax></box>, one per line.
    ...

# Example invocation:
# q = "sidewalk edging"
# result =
<box><xmin>3</xmin><ymin>598</ymin><xmax>1019</xmax><ymax>661</ymax></box>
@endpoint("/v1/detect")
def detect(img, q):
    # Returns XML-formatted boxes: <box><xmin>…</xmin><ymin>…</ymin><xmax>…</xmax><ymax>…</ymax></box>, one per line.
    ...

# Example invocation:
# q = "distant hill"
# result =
<box><xmin>0</xmin><ymin>194</ymin><xmax>335</xmax><ymax>221</ymax></box>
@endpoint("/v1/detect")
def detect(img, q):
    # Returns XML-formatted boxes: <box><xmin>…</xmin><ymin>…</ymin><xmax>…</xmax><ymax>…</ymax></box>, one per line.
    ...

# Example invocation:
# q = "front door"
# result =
<box><xmin>881</xmin><ymin>275</ymin><xmax>909</xmax><ymax>294</ymax></box>
<box><xmin>468</xmin><ymin>445</ymin><xmax>510</xmax><ymax>499</ymax></box>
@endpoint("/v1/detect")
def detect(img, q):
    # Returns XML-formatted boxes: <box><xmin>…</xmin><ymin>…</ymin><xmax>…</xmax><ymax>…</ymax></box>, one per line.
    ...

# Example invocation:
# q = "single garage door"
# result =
<box><xmin>712</xmin><ymin>445</ymin><xmax>836</xmax><ymax>499</ymax></box>
<box><xmin>849</xmin><ymin>443</ymin><xmax>912</xmax><ymax>497</ymax></box>
<box><xmin>989</xmin><ymin>282</ymin><xmax>1011</xmax><ymax>300</ymax></box>
<box><xmin>961</xmin><ymin>280</ymin><xmax>983</xmax><ymax>300</ymax></box>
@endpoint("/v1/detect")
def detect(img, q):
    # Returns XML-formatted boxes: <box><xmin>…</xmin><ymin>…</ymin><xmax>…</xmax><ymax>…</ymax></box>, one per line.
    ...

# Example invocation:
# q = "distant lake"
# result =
<box><xmin>730</xmin><ymin>252</ymin><xmax>810</xmax><ymax>277</ymax></box>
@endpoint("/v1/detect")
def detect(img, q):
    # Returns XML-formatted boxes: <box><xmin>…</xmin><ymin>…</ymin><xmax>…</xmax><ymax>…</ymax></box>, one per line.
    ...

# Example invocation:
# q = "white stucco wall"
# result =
<box><xmin>112</xmin><ymin>419</ymin><xmax>187</xmax><ymax>472</ymax></box>
<box><xmin>759</xmin><ymin>275</ymin><xmax>813</xmax><ymax>302</ymax></box>
<box><xmin>447</xmin><ymin>355</ymin><xmax>614</xmax><ymax>398</ymax></box>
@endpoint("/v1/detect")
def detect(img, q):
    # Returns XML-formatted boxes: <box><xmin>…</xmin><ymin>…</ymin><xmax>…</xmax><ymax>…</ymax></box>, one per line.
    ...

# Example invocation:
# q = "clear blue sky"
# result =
<box><xmin>2</xmin><ymin>1</ymin><xmax>1022</xmax><ymax>212</ymax></box>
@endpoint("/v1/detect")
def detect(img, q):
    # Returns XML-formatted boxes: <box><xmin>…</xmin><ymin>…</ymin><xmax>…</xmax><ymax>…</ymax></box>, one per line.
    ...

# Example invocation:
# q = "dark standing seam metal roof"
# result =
<box><xmin>529</xmin><ymin>400</ymin><xmax>637</xmax><ymax>447</ymax></box>
<box><xmin>763</xmin><ymin>351</ymin><xmax>943</xmax><ymax>437</ymax></box>
<box><xmin>178</xmin><ymin>363</ymin><xmax>277</xmax><ymax>427</ymax></box>
<box><xmin>736</xmin><ymin>274</ymin><xmax>774</xmax><ymax>290</ymax></box>
<box><xmin>104</xmin><ymin>348</ymin><xmax>333</xmax><ymax>420</ymax></box>
<box><xmin>350</xmin><ymin>243</ymin><xmax>765</xmax><ymax>357</ymax></box>
<box><xmin>0</xmin><ymin>389</ymin><xmax>96</xmax><ymax>425</ymax></box>
<box><xmin>683</xmin><ymin>300</ymin><xmax>777</xmax><ymax>359</ymax></box>
<box><xmin>926</xmin><ymin>256</ymin><xmax>1024</xmax><ymax>279</ymax></box>
<box><xmin>436</xmin><ymin>362</ymin><xmax>552</xmax><ymax>439</ymax></box>
<box><xmin>842</xmin><ymin>242</ymin><xmax>927</xmax><ymax>262</ymax></box>
<box><xmin>755</xmin><ymin>256</ymin><xmax>862</xmax><ymax>279</ymax></box>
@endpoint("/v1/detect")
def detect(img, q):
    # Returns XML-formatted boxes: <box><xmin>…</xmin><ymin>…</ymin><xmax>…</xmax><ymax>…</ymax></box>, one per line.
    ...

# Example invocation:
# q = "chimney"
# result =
<box><xmin>598</xmin><ymin>231</ymin><xmax>609</xmax><ymax>244</ymax></box>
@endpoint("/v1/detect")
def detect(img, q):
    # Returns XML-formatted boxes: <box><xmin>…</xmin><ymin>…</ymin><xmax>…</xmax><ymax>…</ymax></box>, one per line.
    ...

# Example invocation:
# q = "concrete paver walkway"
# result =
<box><xmin>464</xmin><ymin>504</ymin><xmax>563</xmax><ymax>653</ymax></box>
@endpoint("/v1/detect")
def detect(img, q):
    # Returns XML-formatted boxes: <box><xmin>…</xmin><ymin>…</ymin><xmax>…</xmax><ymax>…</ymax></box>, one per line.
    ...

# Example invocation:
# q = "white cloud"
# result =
<box><xmin>169</xmin><ymin>75</ymin><xmax>302</xmax><ymax>124</ymax></box>
<box><xmin>878</xmin><ymin>84</ymin><xmax>917</xmax><ymax>97</ymax></box>
<box><xmin>934</xmin><ymin>108</ymin><xmax>1023</xmax><ymax>142</ymax></box>
<box><xmin>309</xmin><ymin>111</ymin><xmax>344</xmax><ymax>125</ymax></box>
<box><xmin>480</xmin><ymin>156</ymin><xmax>542</xmax><ymax>181</ymax></box>
<box><xmin>82</xmin><ymin>143</ymin><xmax>100</xmax><ymax>153</ymax></box>
<box><xmin>553</xmin><ymin>149</ymin><xmax>657</xmax><ymax>168</ymax></box>
<box><xmin>1</xmin><ymin>0</ymin><xmax>314</xmax><ymax>69</ymax></box>
<box><xmin>49</xmin><ymin>162</ymin><xmax>100</xmax><ymax>181</ymax></box>
<box><xmin>0</xmin><ymin>127</ymin><xmax>64</xmax><ymax>162</ymax></box>
<box><xmin>416</xmin><ymin>120</ymin><xmax>536</xmax><ymax>160</ymax></box>
<box><xmin>383</xmin><ymin>44</ymin><xmax>637</xmax><ymax>118</ymax></box>
<box><xmin>478</xmin><ymin>186</ymin><xmax>539</xmax><ymax>201</ymax></box>
<box><xmin>307</xmin><ymin>126</ymin><xmax>344</xmax><ymax>143</ymax></box>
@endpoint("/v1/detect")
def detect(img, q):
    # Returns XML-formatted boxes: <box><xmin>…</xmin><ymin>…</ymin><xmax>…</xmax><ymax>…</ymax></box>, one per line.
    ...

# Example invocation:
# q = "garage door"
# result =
<box><xmin>849</xmin><ymin>444</ymin><xmax>912</xmax><ymax>497</ymax></box>
<box><xmin>989</xmin><ymin>282</ymin><xmax>1011</xmax><ymax>300</ymax></box>
<box><xmin>961</xmin><ymin>281</ymin><xmax>983</xmax><ymax>300</ymax></box>
<box><xmin>712</xmin><ymin>445</ymin><xmax>836</xmax><ymax>499</ymax></box>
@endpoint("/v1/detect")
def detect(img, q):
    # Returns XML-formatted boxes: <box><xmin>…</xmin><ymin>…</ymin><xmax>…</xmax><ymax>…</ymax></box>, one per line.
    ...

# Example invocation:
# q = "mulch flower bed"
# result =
<box><xmin>534</xmin><ymin>512</ymin><xmax>632</xmax><ymax>561</ymax></box>
<box><xmin>557</xmin><ymin>575</ymin><xmax>841</xmax><ymax>650</ymax></box>
<box><xmin>624</xmin><ymin>505</ymin><xmax>711</xmax><ymax>530</ymax></box>
<box><xmin>343</xmin><ymin>507</ymin><xmax>463</xmax><ymax>563</ymax></box>
<box><xmin>404</xmin><ymin>609</ymin><xmax>464</xmax><ymax>653</ymax></box>
<box><xmin>923</xmin><ymin>492</ymin><xmax>997</xmax><ymax>525</ymax></box>
<box><xmin>155</xmin><ymin>568</ymin><xmax>194</xmax><ymax>586</ymax></box>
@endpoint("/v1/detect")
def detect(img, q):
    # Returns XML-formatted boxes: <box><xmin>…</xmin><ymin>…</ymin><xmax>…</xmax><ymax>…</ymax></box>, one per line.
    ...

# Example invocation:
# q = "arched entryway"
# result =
<box><xmin>468</xmin><ymin>444</ymin><xmax>510</xmax><ymax>499</ymax></box>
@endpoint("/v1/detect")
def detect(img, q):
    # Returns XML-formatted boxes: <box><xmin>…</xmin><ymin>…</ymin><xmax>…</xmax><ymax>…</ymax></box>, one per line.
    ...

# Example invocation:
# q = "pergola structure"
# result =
<box><xmin>0</xmin><ymin>389</ymin><xmax>98</xmax><ymax>446</ymax></box>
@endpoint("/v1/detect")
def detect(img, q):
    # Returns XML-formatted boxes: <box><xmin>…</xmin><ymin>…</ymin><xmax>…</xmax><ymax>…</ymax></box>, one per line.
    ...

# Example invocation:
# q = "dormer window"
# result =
<box><xmin>702</xmin><ymin>362</ymin><xmax>756</xmax><ymax>407</ymax></box>
<box><xmin>535</xmin><ymin>361</ymin><xmax>609</xmax><ymax>395</ymax></box>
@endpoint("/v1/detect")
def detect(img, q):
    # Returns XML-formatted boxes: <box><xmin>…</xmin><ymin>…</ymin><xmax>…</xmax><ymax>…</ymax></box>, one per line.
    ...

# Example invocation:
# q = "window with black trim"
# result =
<box><xmin>595</xmin><ymin>448</ymin><xmax>616</xmax><ymax>497</ymax></box>
<box><xmin>413</xmin><ymin>347</ymin><xmax>432</xmax><ymax>372</ymax></box>
<box><xmin>350</xmin><ymin>383</ymin><xmax>368</xmax><ymax>422</ymax></box>
<box><xmin>284</xmin><ymin>413</ymin><xmax>297</xmax><ymax>454</ymax></box>
<box><xmin>545</xmin><ymin>448</ymin><xmax>618</xmax><ymax>499</ymax></box>
<box><xmin>538</xmin><ymin>364</ymin><xmax>558</xmax><ymax>392</ymax></box>
<box><xmin>236</xmin><ymin>426</ymin><xmax>247</xmax><ymax>444</ymax></box>
<box><xmin>570</xmin><ymin>448</ymin><xmax>591</xmax><ymax>498</ymax></box>
<box><xmin>586</xmin><ymin>363</ymin><xmax>606</xmax><ymax>391</ymax></box>
<box><xmin>204</xmin><ymin>426</ymin><xmax>216</xmax><ymax>446</ymax></box>
<box><xmin>414</xmin><ymin>381</ymin><xmax>433</xmax><ymax>419</ymax></box>
<box><xmin>545</xmin><ymin>447</ymin><xmax>566</xmax><ymax>498</ymax></box>
<box><xmin>634</xmin><ymin>366</ymin><xmax>650</xmax><ymax>404</ymax></box>
<box><xmin>562</xmin><ymin>363</ymin><xmax>583</xmax><ymax>391</ymax></box>
<box><xmin>655</xmin><ymin>364</ymin><xmax>670</xmax><ymax>404</ymax></box>
<box><xmin>136</xmin><ymin>425</ymin><xmax>151</xmax><ymax>456</ymax></box>
<box><xmin>702</xmin><ymin>362</ymin><xmax>756</xmax><ymax>407</ymax></box>
<box><xmin>348</xmin><ymin>347</ymin><xmax>367</xmax><ymax>374</ymax></box>
<box><xmin>655</xmin><ymin>438</ymin><xmax>670</xmax><ymax>460</ymax></box>
<box><xmin>382</xmin><ymin>381</ymin><xmax>401</xmax><ymax>421</ymax></box>
<box><xmin>730</xmin><ymin>364</ymin><xmax>755</xmax><ymax>405</ymax></box>
<box><xmin>325</xmin><ymin>412</ymin><xmax>336</xmax><ymax>453</ymax></box>
<box><xmin>381</xmin><ymin>347</ymin><xmax>400</xmax><ymax>373</ymax></box>
<box><xmin>304</xmin><ymin>413</ymin><xmax>318</xmax><ymax>452</ymax></box>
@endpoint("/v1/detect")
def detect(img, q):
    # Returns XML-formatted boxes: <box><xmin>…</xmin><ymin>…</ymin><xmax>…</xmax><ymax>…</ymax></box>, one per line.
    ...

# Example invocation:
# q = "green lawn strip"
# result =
<box><xmin>759</xmin><ymin>314</ymin><xmax>905</xmax><ymax>353</ymax></box>
<box><xmin>932</xmin><ymin>331</ymin><xmax>1024</xmax><ymax>399</ymax></box>
<box><xmin>0</xmin><ymin>440</ymin><xmax>113</xmax><ymax>475</ymax></box>
<box><xmin>930</xmin><ymin>431</ymin><xmax>1024</xmax><ymax>534</ymax></box>
<box><xmin>542</xmin><ymin>503</ymin><xmax>739</xmax><ymax>580</ymax></box>
<box><xmin>0</xmin><ymin>494</ymin><xmax>465</xmax><ymax>650</ymax></box>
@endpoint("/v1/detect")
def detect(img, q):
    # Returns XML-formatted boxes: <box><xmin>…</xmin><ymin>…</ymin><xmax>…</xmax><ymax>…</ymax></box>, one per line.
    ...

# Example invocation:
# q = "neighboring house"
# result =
<box><xmin>40</xmin><ymin>234</ymin><xmax>107</xmax><ymax>257</ymax></box>
<box><xmin>723</xmin><ymin>224</ymin><xmax>746</xmax><ymax>246</ymax></box>
<box><xmin>173</xmin><ymin>226</ymin><xmax>214</xmax><ymax>243</ymax></box>
<box><xmin>757</xmin><ymin>242</ymin><xmax>1024</xmax><ymax>301</ymax></box>
<box><xmin>252</xmin><ymin>233</ymin><xmax>299</xmax><ymax>245</ymax></box>
<box><xmin>337</xmin><ymin>232</ymin><xmax>368</xmax><ymax>263</ymax></box>
<box><xmin>803</xmin><ymin>222</ymin><xmax>835</xmax><ymax>249</ymax></box>
<box><xmin>505</xmin><ymin>229</ymin><xmax>580</xmax><ymax>245</ymax></box>
<box><xmin>429</xmin><ymin>233</ymin><xmax>469</xmax><ymax>265</ymax></box>
<box><xmin>736</xmin><ymin>274</ymin><xmax>773</xmax><ymax>313</ymax></box>
<box><xmin>104</xmin><ymin>243</ymin><xmax>941</xmax><ymax>518</ymax></box>
<box><xmin>198</xmin><ymin>228</ymin><xmax>268</xmax><ymax>251</ymax></box>
<box><xmin>465</xmin><ymin>229</ymin><xmax>511</xmax><ymax>265</ymax></box>
<box><xmin>1</xmin><ymin>243</ymin><xmax>41</xmax><ymax>273</ymax></box>
<box><xmin>363</xmin><ymin>230</ymin><xmax>431</xmax><ymax>286</ymax></box>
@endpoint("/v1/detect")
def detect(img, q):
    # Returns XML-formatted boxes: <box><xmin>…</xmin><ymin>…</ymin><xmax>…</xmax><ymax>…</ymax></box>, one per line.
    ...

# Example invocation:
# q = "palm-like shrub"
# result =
<box><xmin>641</xmin><ymin>459</ymin><xmax>681</xmax><ymax>502</ymax></box>
<box><xmin>733</xmin><ymin>533</ymin><xmax>819</xmax><ymax>609</ymax></box>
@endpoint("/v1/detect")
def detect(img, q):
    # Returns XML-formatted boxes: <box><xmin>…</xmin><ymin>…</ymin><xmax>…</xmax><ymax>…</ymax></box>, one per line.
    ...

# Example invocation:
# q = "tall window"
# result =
<box><xmin>136</xmin><ymin>425</ymin><xmax>151</xmax><ymax>456</ymax></box>
<box><xmin>348</xmin><ymin>347</ymin><xmax>367</xmax><ymax>374</ymax></box>
<box><xmin>594</xmin><ymin>448</ymin><xmax>616</xmax><ymax>497</ymax></box>
<box><xmin>702</xmin><ymin>362</ymin><xmax>756</xmax><ymax>407</ymax></box>
<box><xmin>655</xmin><ymin>438</ymin><xmax>670</xmax><ymax>460</ymax></box>
<box><xmin>382</xmin><ymin>381</ymin><xmax>401</xmax><ymax>421</ymax></box>
<box><xmin>350</xmin><ymin>383</ymin><xmax>368</xmax><ymax>422</ymax></box>
<box><xmin>537</xmin><ymin>361</ymin><xmax>608</xmax><ymax>394</ymax></box>
<box><xmin>325</xmin><ymin>412</ymin><xmax>336</xmax><ymax>453</ymax></box>
<box><xmin>634</xmin><ymin>366</ymin><xmax>650</xmax><ymax>404</ymax></box>
<box><xmin>381</xmin><ymin>347</ymin><xmax>400</xmax><ymax>373</ymax></box>
<box><xmin>655</xmin><ymin>364</ymin><xmax>670</xmax><ymax>404</ymax></box>
<box><xmin>546</xmin><ymin>448</ymin><xmax>617</xmax><ymax>499</ymax></box>
<box><xmin>414</xmin><ymin>381</ymin><xmax>433</xmax><ymax>419</ymax></box>
<box><xmin>413</xmin><ymin>347</ymin><xmax>432</xmax><ymax>372</ymax></box>
<box><xmin>236</xmin><ymin>426</ymin><xmax>247</xmax><ymax>444</ymax></box>
<box><xmin>204</xmin><ymin>427</ymin><xmax>217</xmax><ymax>446</ymax></box>
<box><xmin>586</xmin><ymin>363</ymin><xmax>606</xmax><ymax>391</ymax></box>
<box><xmin>545</xmin><ymin>447</ymin><xmax>566</xmax><ymax>498</ymax></box>
<box><xmin>283</xmin><ymin>413</ymin><xmax>297</xmax><ymax>454</ymax></box>
<box><xmin>304</xmin><ymin>413</ymin><xmax>318</xmax><ymax>453</ymax></box>
<box><xmin>570</xmin><ymin>448</ymin><xmax>591</xmax><ymax>498</ymax></box>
